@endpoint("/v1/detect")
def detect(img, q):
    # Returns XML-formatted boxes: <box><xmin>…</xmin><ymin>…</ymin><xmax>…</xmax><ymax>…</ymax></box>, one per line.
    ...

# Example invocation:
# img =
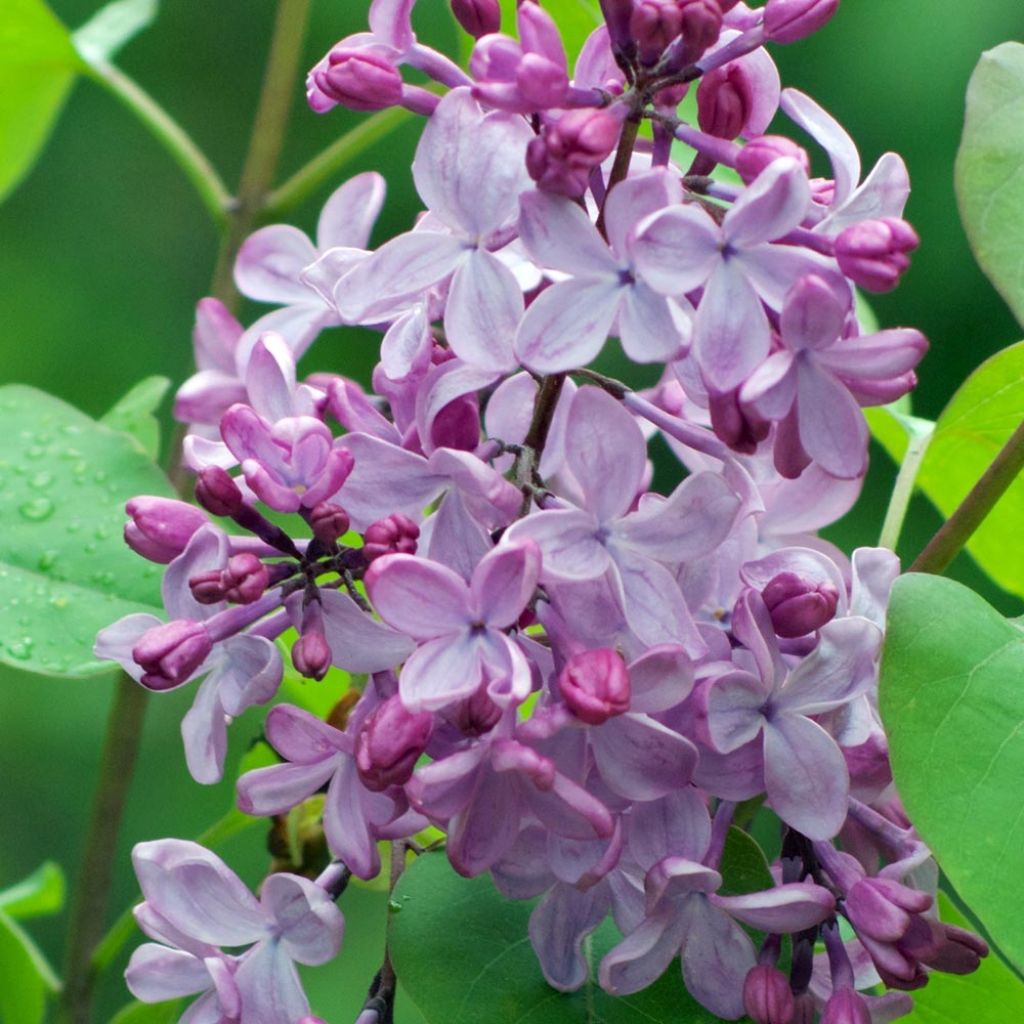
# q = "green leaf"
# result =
<box><xmin>880</xmin><ymin>573</ymin><xmax>1024</xmax><ymax>973</ymax></box>
<box><xmin>457</xmin><ymin>0</ymin><xmax>600</xmax><ymax>63</ymax></box>
<box><xmin>109</xmin><ymin>999</ymin><xmax>183</xmax><ymax>1024</ymax></box>
<box><xmin>100</xmin><ymin>375</ymin><xmax>171</xmax><ymax>459</ymax></box>
<box><xmin>902</xmin><ymin>894</ymin><xmax>1024</xmax><ymax>1022</ymax></box>
<box><xmin>390</xmin><ymin>836</ymin><xmax>769</xmax><ymax>1024</ymax></box>
<box><xmin>903</xmin><ymin>341</ymin><xmax>1024</xmax><ymax>597</ymax></box>
<box><xmin>0</xmin><ymin>908</ymin><xmax>59</xmax><ymax>1024</ymax></box>
<box><xmin>0</xmin><ymin>0</ymin><xmax>83</xmax><ymax>203</ymax></box>
<box><xmin>0</xmin><ymin>862</ymin><xmax>64</xmax><ymax>920</ymax></box>
<box><xmin>73</xmin><ymin>0</ymin><xmax>158</xmax><ymax>64</ymax></box>
<box><xmin>956</xmin><ymin>42</ymin><xmax>1024</xmax><ymax>331</ymax></box>
<box><xmin>0</xmin><ymin>384</ymin><xmax>174</xmax><ymax>677</ymax></box>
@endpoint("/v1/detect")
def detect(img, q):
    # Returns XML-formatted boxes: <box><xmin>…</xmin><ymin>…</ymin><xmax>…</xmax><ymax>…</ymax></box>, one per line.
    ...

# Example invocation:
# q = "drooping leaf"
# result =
<box><xmin>101</xmin><ymin>376</ymin><xmax>171</xmax><ymax>460</ymax></box>
<box><xmin>902</xmin><ymin>894</ymin><xmax>1024</xmax><ymax>1022</ymax></box>
<box><xmin>109</xmin><ymin>999</ymin><xmax>184</xmax><ymax>1024</ymax></box>
<box><xmin>0</xmin><ymin>0</ymin><xmax>83</xmax><ymax>203</ymax></box>
<box><xmin>73</xmin><ymin>0</ymin><xmax>158</xmax><ymax>64</ymax></box>
<box><xmin>880</xmin><ymin>573</ymin><xmax>1024</xmax><ymax>973</ymax></box>
<box><xmin>0</xmin><ymin>908</ymin><xmax>59</xmax><ymax>1024</ymax></box>
<box><xmin>0</xmin><ymin>861</ymin><xmax>65</xmax><ymax>920</ymax></box>
<box><xmin>0</xmin><ymin>384</ymin><xmax>174</xmax><ymax>677</ymax></box>
<box><xmin>390</xmin><ymin>830</ymin><xmax>770</xmax><ymax>1024</ymax></box>
<box><xmin>956</xmin><ymin>42</ymin><xmax>1024</xmax><ymax>331</ymax></box>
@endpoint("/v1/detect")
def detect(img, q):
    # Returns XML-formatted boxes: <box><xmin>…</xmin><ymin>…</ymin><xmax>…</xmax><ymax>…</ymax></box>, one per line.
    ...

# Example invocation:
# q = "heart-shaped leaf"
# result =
<box><xmin>956</xmin><ymin>42</ymin><xmax>1024</xmax><ymax>331</ymax></box>
<box><xmin>0</xmin><ymin>384</ymin><xmax>174</xmax><ymax>677</ymax></box>
<box><xmin>881</xmin><ymin>573</ymin><xmax>1024</xmax><ymax>972</ymax></box>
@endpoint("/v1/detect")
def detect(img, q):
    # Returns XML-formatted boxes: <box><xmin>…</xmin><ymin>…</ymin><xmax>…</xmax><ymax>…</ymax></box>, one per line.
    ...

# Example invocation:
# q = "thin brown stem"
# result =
<box><xmin>596</xmin><ymin>116</ymin><xmax>641</xmax><ymax>238</ymax></box>
<box><xmin>910</xmin><ymin>417</ymin><xmax>1024</xmax><ymax>575</ymax></box>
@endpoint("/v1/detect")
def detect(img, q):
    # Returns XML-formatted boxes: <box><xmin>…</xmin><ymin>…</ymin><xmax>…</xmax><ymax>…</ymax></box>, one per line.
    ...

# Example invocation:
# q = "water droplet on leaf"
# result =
<box><xmin>19</xmin><ymin>498</ymin><xmax>54</xmax><ymax>521</ymax></box>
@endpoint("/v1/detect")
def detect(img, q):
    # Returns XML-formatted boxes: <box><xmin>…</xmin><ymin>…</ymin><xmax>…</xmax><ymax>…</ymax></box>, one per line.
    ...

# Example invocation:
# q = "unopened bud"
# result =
<box><xmin>195</xmin><ymin>466</ymin><xmax>244</xmax><ymax>517</ymax></box>
<box><xmin>834</xmin><ymin>218</ymin><xmax>919</xmax><ymax>293</ymax></box>
<box><xmin>761</xmin><ymin>572</ymin><xmax>839</xmax><ymax>638</ymax></box>
<box><xmin>315</xmin><ymin>49</ymin><xmax>404</xmax><ymax>111</ymax></box>
<box><xmin>743</xmin><ymin>964</ymin><xmax>795</xmax><ymax>1024</ymax></box>
<box><xmin>356</xmin><ymin>695</ymin><xmax>434</xmax><ymax>791</ymax></box>
<box><xmin>631</xmin><ymin>0</ymin><xmax>684</xmax><ymax>65</ymax></box>
<box><xmin>133</xmin><ymin>620</ymin><xmax>211</xmax><ymax>690</ymax></box>
<box><xmin>452</xmin><ymin>685</ymin><xmax>503</xmax><ymax>736</ymax></box>
<box><xmin>921</xmin><ymin>923</ymin><xmax>989</xmax><ymax>975</ymax></box>
<box><xmin>679</xmin><ymin>0</ymin><xmax>723</xmax><ymax>64</ymax></box>
<box><xmin>736</xmin><ymin>135</ymin><xmax>810</xmax><ymax>185</ymax></box>
<box><xmin>309</xmin><ymin>502</ymin><xmax>351</xmax><ymax>547</ymax></box>
<box><xmin>431</xmin><ymin>394</ymin><xmax>481</xmax><ymax>451</ymax></box>
<box><xmin>189</xmin><ymin>569</ymin><xmax>227</xmax><ymax>605</ymax></box>
<box><xmin>363</xmin><ymin>513</ymin><xmax>420</xmax><ymax>562</ymax></box>
<box><xmin>697</xmin><ymin>63</ymin><xmax>754</xmax><ymax>139</ymax></box>
<box><xmin>221</xmin><ymin>553</ymin><xmax>269</xmax><ymax>604</ymax></box>
<box><xmin>124</xmin><ymin>498</ymin><xmax>209</xmax><ymax>564</ymax></box>
<box><xmin>526</xmin><ymin>108</ymin><xmax>622</xmax><ymax>197</ymax></box>
<box><xmin>764</xmin><ymin>0</ymin><xmax>839</xmax><ymax>44</ymax></box>
<box><xmin>820</xmin><ymin>988</ymin><xmax>872</xmax><ymax>1024</ymax></box>
<box><xmin>451</xmin><ymin>0</ymin><xmax>500</xmax><ymax>38</ymax></box>
<box><xmin>559</xmin><ymin>648</ymin><xmax>630</xmax><ymax>725</ymax></box>
<box><xmin>293</xmin><ymin>601</ymin><xmax>332</xmax><ymax>680</ymax></box>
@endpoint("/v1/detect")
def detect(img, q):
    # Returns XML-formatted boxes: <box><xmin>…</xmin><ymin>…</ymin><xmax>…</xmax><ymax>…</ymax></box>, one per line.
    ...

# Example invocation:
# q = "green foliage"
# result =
<box><xmin>109</xmin><ymin>999</ymin><xmax>183</xmax><ymax>1024</ymax></box>
<box><xmin>390</xmin><ymin>830</ymin><xmax>771</xmax><ymax>1024</ymax></box>
<box><xmin>956</xmin><ymin>42</ymin><xmax>1024</xmax><ymax>331</ymax></box>
<box><xmin>0</xmin><ymin>861</ymin><xmax>65</xmax><ymax>919</ymax></box>
<box><xmin>881</xmin><ymin>573</ymin><xmax>1024</xmax><ymax>973</ymax></box>
<box><xmin>73</xmin><ymin>0</ymin><xmax>158</xmax><ymax>65</ymax></box>
<box><xmin>869</xmin><ymin>341</ymin><xmax>1024</xmax><ymax>597</ymax></box>
<box><xmin>0</xmin><ymin>0</ymin><xmax>82</xmax><ymax>203</ymax></box>
<box><xmin>903</xmin><ymin>894</ymin><xmax>1024</xmax><ymax>1021</ymax></box>
<box><xmin>0</xmin><ymin>384</ymin><xmax>173</xmax><ymax>677</ymax></box>
<box><xmin>101</xmin><ymin>376</ymin><xmax>171</xmax><ymax>460</ymax></box>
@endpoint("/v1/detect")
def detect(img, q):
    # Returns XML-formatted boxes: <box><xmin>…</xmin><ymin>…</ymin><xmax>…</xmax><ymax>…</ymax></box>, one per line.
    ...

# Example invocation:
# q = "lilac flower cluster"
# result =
<box><xmin>97</xmin><ymin>1</ymin><xmax>987</xmax><ymax>1021</ymax></box>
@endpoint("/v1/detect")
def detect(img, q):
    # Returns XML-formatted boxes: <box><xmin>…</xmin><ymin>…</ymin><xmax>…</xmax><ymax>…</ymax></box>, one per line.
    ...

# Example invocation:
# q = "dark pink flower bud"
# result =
<box><xmin>679</xmin><ymin>0</ymin><xmax>723</xmax><ymax>63</ymax></box>
<box><xmin>761</xmin><ymin>572</ymin><xmax>839</xmax><ymax>638</ymax></box>
<box><xmin>124</xmin><ymin>498</ymin><xmax>209</xmax><ymax>564</ymax></box>
<box><xmin>559</xmin><ymin>649</ymin><xmax>631</xmax><ymax>725</ymax></box>
<box><xmin>315</xmin><ymin>49</ymin><xmax>404</xmax><ymax>112</ymax></box>
<box><xmin>221</xmin><ymin>553</ymin><xmax>269</xmax><ymax>604</ymax></box>
<box><xmin>526</xmin><ymin>108</ymin><xmax>622</xmax><ymax>197</ymax></box>
<box><xmin>600</xmin><ymin>0</ymin><xmax>636</xmax><ymax>54</ymax></box>
<box><xmin>133</xmin><ymin>620</ymin><xmax>211</xmax><ymax>690</ymax></box>
<box><xmin>697</xmin><ymin>63</ymin><xmax>754</xmax><ymax>139</ymax></box>
<box><xmin>820</xmin><ymin>988</ymin><xmax>872</xmax><ymax>1024</ymax></box>
<box><xmin>631</xmin><ymin>0</ymin><xmax>684</xmax><ymax>65</ymax></box>
<box><xmin>309</xmin><ymin>502</ymin><xmax>351</xmax><ymax>547</ymax></box>
<box><xmin>653</xmin><ymin>82</ymin><xmax>690</xmax><ymax>108</ymax></box>
<box><xmin>189</xmin><ymin>568</ymin><xmax>226</xmax><ymax>605</ymax></box>
<box><xmin>743</xmin><ymin>964</ymin><xmax>795</xmax><ymax>1024</ymax></box>
<box><xmin>195</xmin><ymin>466</ymin><xmax>243</xmax><ymax>517</ymax></box>
<box><xmin>363</xmin><ymin>513</ymin><xmax>420</xmax><ymax>562</ymax></box>
<box><xmin>452</xmin><ymin>685</ymin><xmax>503</xmax><ymax>736</ymax></box>
<box><xmin>356</xmin><ymin>695</ymin><xmax>434</xmax><ymax>791</ymax></box>
<box><xmin>921</xmin><ymin>923</ymin><xmax>988</xmax><ymax>975</ymax></box>
<box><xmin>451</xmin><ymin>0</ymin><xmax>501</xmax><ymax>38</ymax></box>
<box><xmin>293</xmin><ymin>601</ymin><xmax>331</xmax><ymax>680</ymax></box>
<box><xmin>736</xmin><ymin>135</ymin><xmax>810</xmax><ymax>185</ymax></box>
<box><xmin>790</xmin><ymin>993</ymin><xmax>817</xmax><ymax>1024</ymax></box>
<box><xmin>764</xmin><ymin>0</ymin><xmax>839</xmax><ymax>44</ymax></box>
<box><xmin>430</xmin><ymin>394</ymin><xmax>481</xmax><ymax>451</ymax></box>
<box><xmin>834</xmin><ymin>218</ymin><xmax>919</xmax><ymax>293</ymax></box>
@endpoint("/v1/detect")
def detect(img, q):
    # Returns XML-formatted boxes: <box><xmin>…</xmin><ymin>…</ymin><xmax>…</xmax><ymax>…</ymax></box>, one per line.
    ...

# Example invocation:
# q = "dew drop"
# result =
<box><xmin>25</xmin><ymin>446</ymin><xmax>45</xmax><ymax>460</ymax></box>
<box><xmin>6</xmin><ymin>639</ymin><xmax>33</xmax><ymax>660</ymax></box>
<box><xmin>50</xmin><ymin>594</ymin><xmax>69</xmax><ymax>610</ymax></box>
<box><xmin>19</xmin><ymin>498</ymin><xmax>54</xmax><ymax>522</ymax></box>
<box><xmin>38</xmin><ymin>550</ymin><xmax>59</xmax><ymax>572</ymax></box>
<box><xmin>30</xmin><ymin>471</ymin><xmax>53</xmax><ymax>489</ymax></box>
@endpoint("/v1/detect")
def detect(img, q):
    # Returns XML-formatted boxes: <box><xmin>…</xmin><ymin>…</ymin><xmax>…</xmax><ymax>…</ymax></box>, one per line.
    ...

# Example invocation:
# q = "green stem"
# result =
<box><xmin>910</xmin><ymin>417</ymin><xmax>1024</xmax><ymax>574</ymax></box>
<box><xmin>210</xmin><ymin>0</ymin><xmax>313</xmax><ymax>304</ymax></box>
<box><xmin>55</xmin><ymin>675</ymin><xmax>148</xmax><ymax>1024</ymax></box>
<box><xmin>265</xmin><ymin>107</ymin><xmax>412</xmax><ymax>219</ymax></box>
<box><xmin>877</xmin><ymin>420</ymin><xmax>934</xmax><ymax>551</ymax></box>
<box><xmin>86</xmin><ymin>60</ymin><xmax>230</xmax><ymax>229</ymax></box>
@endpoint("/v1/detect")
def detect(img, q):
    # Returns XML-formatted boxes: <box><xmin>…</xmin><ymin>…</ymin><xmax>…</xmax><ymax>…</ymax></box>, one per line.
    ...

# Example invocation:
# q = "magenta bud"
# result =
<box><xmin>356</xmin><ymin>695</ymin><xmax>434</xmax><ymax>791</ymax></box>
<box><xmin>315</xmin><ymin>48</ymin><xmax>404</xmax><ymax>111</ymax></box>
<box><xmin>679</xmin><ymin>0</ymin><xmax>723</xmax><ymax>61</ymax></box>
<box><xmin>743</xmin><ymin>964</ymin><xmax>795</xmax><ymax>1024</ymax></box>
<box><xmin>221</xmin><ymin>553</ymin><xmax>269</xmax><ymax>604</ymax></box>
<box><xmin>195</xmin><ymin>467</ymin><xmax>244</xmax><ymax>517</ymax></box>
<box><xmin>452</xmin><ymin>685</ymin><xmax>503</xmax><ymax>736</ymax></box>
<box><xmin>921</xmin><ymin>923</ymin><xmax>989</xmax><ymax>975</ymax></box>
<box><xmin>600</xmin><ymin>0</ymin><xmax>636</xmax><ymax>54</ymax></box>
<box><xmin>430</xmin><ymin>394</ymin><xmax>481</xmax><ymax>452</ymax></box>
<box><xmin>451</xmin><ymin>0</ymin><xmax>500</xmax><ymax>37</ymax></box>
<box><xmin>559</xmin><ymin>648</ymin><xmax>631</xmax><ymax>725</ymax></box>
<box><xmin>834</xmin><ymin>218</ymin><xmax>919</xmax><ymax>293</ymax></box>
<box><xmin>764</xmin><ymin>0</ymin><xmax>839</xmax><ymax>43</ymax></box>
<box><xmin>761</xmin><ymin>572</ymin><xmax>839</xmax><ymax>638</ymax></box>
<box><xmin>124</xmin><ymin>498</ymin><xmax>209</xmax><ymax>564</ymax></box>
<box><xmin>293</xmin><ymin>601</ymin><xmax>331</xmax><ymax>680</ymax></box>
<box><xmin>133</xmin><ymin>620</ymin><xmax>211</xmax><ymax>690</ymax></box>
<box><xmin>189</xmin><ymin>569</ymin><xmax>226</xmax><ymax>605</ymax></box>
<box><xmin>821</xmin><ymin>988</ymin><xmax>872</xmax><ymax>1024</ymax></box>
<box><xmin>363</xmin><ymin>513</ymin><xmax>420</xmax><ymax>562</ymax></box>
<box><xmin>696</xmin><ymin>63</ymin><xmax>754</xmax><ymax>139</ymax></box>
<box><xmin>309</xmin><ymin>502</ymin><xmax>351</xmax><ymax>547</ymax></box>
<box><xmin>736</xmin><ymin>135</ymin><xmax>811</xmax><ymax>185</ymax></box>
<box><xmin>631</xmin><ymin>0</ymin><xmax>684</xmax><ymax>65</ymax></box>
<box><xmin>526</xmin><ymin>108</ymin><xmax>623</xmax><ymax>197</ymax></box>
<box><xmin>653</xmin><ymin>82</ymin><xmax>690</xmax><ymax>108</ymax></box>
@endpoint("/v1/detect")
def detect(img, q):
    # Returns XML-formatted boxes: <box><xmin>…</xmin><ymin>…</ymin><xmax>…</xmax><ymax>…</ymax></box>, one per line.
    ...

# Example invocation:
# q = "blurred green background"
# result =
<box><xmin>1</xmin><ymin>0</ymin><xmax>1023</xmax><ymax>1019</ymax></box>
